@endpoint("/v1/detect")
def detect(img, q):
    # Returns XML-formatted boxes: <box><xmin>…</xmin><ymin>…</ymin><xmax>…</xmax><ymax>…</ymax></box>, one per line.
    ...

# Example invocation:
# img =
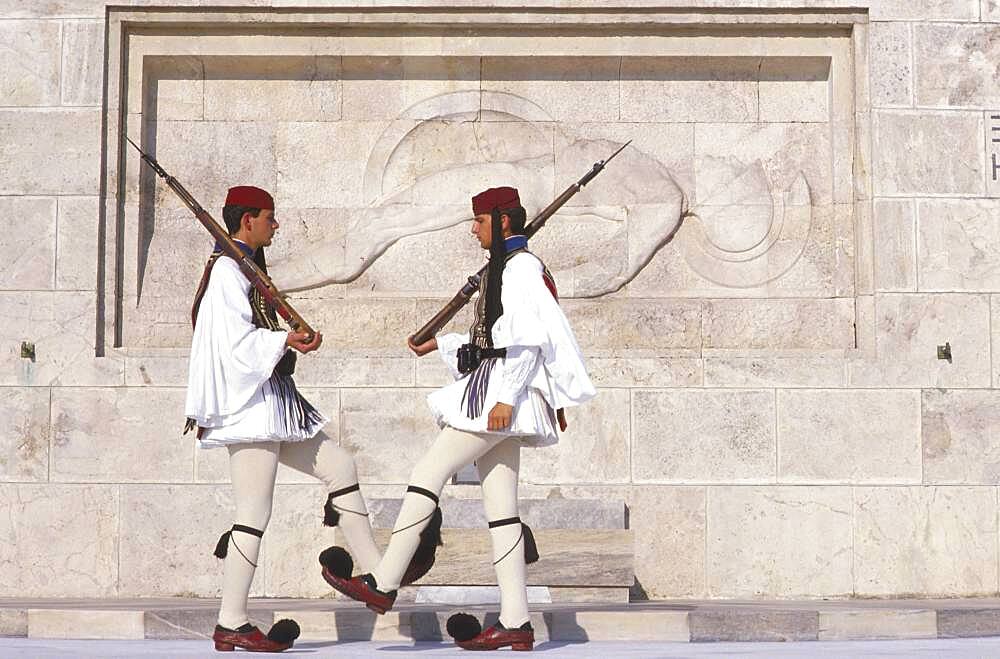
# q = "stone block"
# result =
<box><xmin>562</xmin><ymin>299</ymin><xmax>701</xmax><ymax>357</ymax></box>
<box><xmin>758</xmin><ymin>56</ymin><xmax>830</xmax><ymax>123</ymax></box>
<box><xmin>264</xmin><ymin>483</ymin><xmax>344</xmax><ymax>597</ymax></box>
<box><xmin>61</xmin><ymin>20</ymin><xmax>104</xmax><ymax>106</ymax></box>
<box><xmin>382</xmin><ymin>528</ymin><xmax>633</xmax><ymax>587</ymax></box>
<box><xmin>915</xmin><ymin>24</ymin><xmax>1000</xmax><ymax>108</ymax></box>
<box><xmin>0</xmin><ymin>109</ymin><xmax>100</xmax><ymax>195</ymax></box>
<box><xmin>0</xmin><ymin>291</ymin><xmax>124</xmax><ymax>387</ymax></box>
<box><xmin>549</xmin><ymin>610</ymin><xmax>690</xmax><ymax>642</ymax></box>
<box><xmin>119</xmin><ymin>484</ymin><xmax>253</xmax><ymax>598</ymax></box>
<box><xmin>995</xmin><ymin>295</ymin><xmax>1000</xmax><ymax>387</ymax></box>
<box><xmin>288</xmin><ymin>610</ymin><xmax>414</xmax><ymax>642</ymax></box>
<box><xmin>133</xmin><ymin>120</ymin><xmax>276</xmax><ymax>209</ymax></box>
<box><xmin>633</xmin><ymin>390</ymin><xmax>775</xmax><ymax>483</ymax></box>
<box><xmin>274</xmin><ymin>121</ymin><xmax>386</xmax><ymax>209</ymax></box>
<box><xmin>204</xmin><ymin>56</ymin><xmax>341</xmax><ymax>122</ymax></box>
<box><xmin>871</xmin><ymin>1</ymin><xmax>980</xmax><ymax>20</ymax></box>
<box><xmin>621</xmin><ymin>57</ymin><xmax>758</xmax><ymax>123</ymax></box>
<box><xmin>986</xmin><ymin>1</ymin><xmax>1000</xmax><ymax>21</ymax></box>
<box><xmin>521</xmin><ymin>389</ymin><xmax>629</xmax><ymax>485</ymax></box>
<box><xmin>144</xmin><ymin>607</ymin><xmax>226</xmax><ymax>640</ymax></box>
<box><xmin>689</xmin><ymin>608</ymin><xmax>817</xmax><ymax>642</ymax></box>
<box><xmin>0</xmin><ymin>484</ymin><xmax>118</xmax><ymax>597</ymax></box>
<box><xmin>849</xmin><ymin>293</ymin><xmax>991</xmax><ymax>388</ymax></box>
<box><xmin>0</xmin><ymin>387</ymin><xmax>49</xmax><ymax>482</ymax></box>
<box><xmin>339</xmin><ymin>388</ymin><xmax>440</xmax><ymax>483</ymax></box>
<box><xmin>853</xmin><ymin>486</ymin><xmax>997</xmax><ymax>596</ymax></box>
<box><xmin>293</xmin><ymin>298</ymin><xmax>417</xmax><ymax>358</ymax></box>
<box><xmin>874</xmin><ymin>199</ymin><xmax>916</xmax><ymax>292</ymax></box>
<box><xmin>818</xmin><ymin>609</ymin><xmax>937</xmax><ymax>641</ymax></box>
<box><xmin>586</xmin><ymin>357</ymin><xmax>703</xmax><ymax>388</ymax></box>
<box><xmin>938</xmin><ymin>608</ymin><xmax>1000</xmax><ymax>638</ymax></box>
<box><xmin>0</xmin><ymin>609</ymin><xmax>26</xmax><ymax>637</ymax></box>
<box><xmin>342</xmin><ymin>56</ymin><xmax>480</xmax><ymax>121</ymax></box>
<box><xmin>704</xmin><ymin>356</ymin><xmax>846</xmax><ymax>388</ymax></box>
<box><xmin>630</xmin><ymin>486</ymin><xmax>706</xmax><ymax>599</ymax></box>
<box><xmin>917</xmin><ymin>199</ymin><xmax>1000</xmax><ymax>291</ymax></box>
<box><xmin>693</xmin><ymin>121</ymin><xmax>834</xmax><ymax>207</ymax></box>
<box><xmin>874</xmin><ymin>111</ymin><xmax>983</xmax><ymax>195</ymax></box>
<box><xmin>294</xmin><ymin>356</ymin><xmax>415</xmax><ymax>388</ymax></box>
<box><xmin>482</xmin><ymin>56</ymin><xmax>619</xmax><ymax>122</ymax></box>
<box><xmin>56</xmin><ymin>196</ymin><xmax>100</xmax><ymax>290</ymax></box>
<box><xmin>923</xmin><ymin>389</ymin><xmax>1000</xmax><ymax>484</ymax></box>
<box><xmin>0</xmin><ymin>20</ymin><xmax>61</xmax><ymax>106</ymax></box>
<box><xmin>367</xmin><ymin>497</ymin><xmax>624</xmax><ymax>530</ymax></box>
<box><xmin>707</xmin><ymin>486</ymin><xmax>853</xmax><ymax>598</ymax></box>
<box><xmin>139</xmin><ymin>56</ymin><xmax>204</xmax><ymax>120</ymax></box>
<box><xmin>777</xmin><ymin>389</ymin><xmax>921</xmax><ymax>484</ymax></box>
<box><xmin>51</xmin><ymin>387</ymin><xmax>192</xmax><ymax>482</ymax></box>
<box><xmin>703</xmin><ymin>298</ymin><xmax>855</xmax><ymax>350</ymax></box>
<box><xmin>123</xmin><ymin>351</ymin><xmax>189</xmax><ymax>387</ymax></box>
<box><xmin>870</xmin><ymin>22</ymin><xmax>912</xmax><ymax>107</ymax></box>
<box><xmin>27</xmin><ymin>610</ymin><xmax>144</xmax><ymax>640</ymax></box>
<box><xmin>0</xmin><ymin>197</ymin><xmax>55</xmax><ymax>290</ymax></box>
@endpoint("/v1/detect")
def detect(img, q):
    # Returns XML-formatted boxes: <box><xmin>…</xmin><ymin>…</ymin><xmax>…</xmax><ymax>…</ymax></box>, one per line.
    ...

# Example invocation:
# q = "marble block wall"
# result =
<box><xmin>1</xmin><ymin>1</ymin><xmax>1000</xmax><ymax>601</ymax></box>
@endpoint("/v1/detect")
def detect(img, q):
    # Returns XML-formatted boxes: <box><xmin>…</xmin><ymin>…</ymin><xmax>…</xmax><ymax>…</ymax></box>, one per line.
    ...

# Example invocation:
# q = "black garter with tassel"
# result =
<box><xmin>487</xmin><ymin>517</ymin><xmax>539</xmax><ymax>565</ymax></box>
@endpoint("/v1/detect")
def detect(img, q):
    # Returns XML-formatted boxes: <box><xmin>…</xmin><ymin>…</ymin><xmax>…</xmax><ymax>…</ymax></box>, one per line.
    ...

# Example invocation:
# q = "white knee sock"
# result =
<box><xmin>217</xmin><ymin>525</ymin><xmax>265</xmax><ymax>629</ymax></box>
<box><xmin>489</xmin><ymin>518</ymin><xmax>530</xmax><ymax>629</ymax></box>
<box><xmin>370</xmin><ymin>486</ymin><xmax>439</xmax><ymax>591</ymax></box>
<box><xmin>325</xmin><ymin>484</ymin><xmax>381</xmax><ymax>574</ymax></box>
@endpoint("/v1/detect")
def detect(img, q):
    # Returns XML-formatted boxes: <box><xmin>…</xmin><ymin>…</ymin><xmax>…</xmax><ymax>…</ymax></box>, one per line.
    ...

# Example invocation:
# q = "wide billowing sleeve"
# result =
<box><xmin>491</xmin><ymin>253</ymin><xmax>596</xmax><ymax>409</ymax></box>
<box><xmin>435</xmin><ymin>331</ymin><xmax>470</xmax><ymax>380</ymax></box>
<box><xmin>185</xmin><ymin>258</ymin><xmax>289</xmax><ymax>425</ymax></box>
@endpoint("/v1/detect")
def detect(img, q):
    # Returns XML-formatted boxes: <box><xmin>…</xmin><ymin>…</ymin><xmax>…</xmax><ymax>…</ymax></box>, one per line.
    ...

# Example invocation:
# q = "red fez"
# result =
<box><xmin>472</xmin><ymin>186</ymin><xmax>520</xmax><ymax>215</ymax></box>
<box><xmin>225</xmin><ymin>185</ymin><xmax>274</xmax><ymax>210</ymax></box>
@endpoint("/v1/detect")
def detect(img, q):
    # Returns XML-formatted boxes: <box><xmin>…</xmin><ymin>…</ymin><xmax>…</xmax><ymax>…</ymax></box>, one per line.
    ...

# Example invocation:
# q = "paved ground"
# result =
<box><xmin>4</xmin><ymin>637</ymin><xmax>1000</xmax><ymax>658</ymax></box>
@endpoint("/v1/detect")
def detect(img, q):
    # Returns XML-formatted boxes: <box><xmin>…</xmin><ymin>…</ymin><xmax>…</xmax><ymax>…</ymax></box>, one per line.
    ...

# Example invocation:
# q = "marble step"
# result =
<box><xmin>368</xmin><ymin>528</ymin><xmax>633</xmax><ymax>587</ymax></box>
<box><xmin>366</xmin><ymin>497</ymin><xmax>624</xmax><ymax>530</ymax></box>
<box><xmin>8</xmin><ymin>598</ymin><xmax>1000</xmax><ymax>643</ymax></box>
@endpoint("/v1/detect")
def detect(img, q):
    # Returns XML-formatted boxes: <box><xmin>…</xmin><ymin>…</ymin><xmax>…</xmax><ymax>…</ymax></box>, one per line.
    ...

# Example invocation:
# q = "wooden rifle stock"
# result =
<box><xmin>411</xmin><ymin>140</ymin><xmax>631</xmax><ymax>345</ymax></box>
<box><xmin>126</xmin><ymin>137</ymin><xmax>315</xmax><ymax>339</ymax></box>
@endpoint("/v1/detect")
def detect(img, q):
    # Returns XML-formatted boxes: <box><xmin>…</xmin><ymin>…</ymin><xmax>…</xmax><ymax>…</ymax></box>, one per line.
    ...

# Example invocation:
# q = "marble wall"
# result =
<box><xmin>1</xmin><ymin>1</ymin><xmax>999</xmax><ymax>601</ymax></box>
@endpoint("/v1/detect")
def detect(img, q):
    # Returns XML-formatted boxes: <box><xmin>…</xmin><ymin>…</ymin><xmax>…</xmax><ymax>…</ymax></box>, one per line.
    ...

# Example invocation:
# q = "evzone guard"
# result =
<box><xmin>319</xmin><ymin>186</ymin><xmax>596</xmax><ymax>652</ymax></box>
<box><xmin>180</xmin><ymin>185</ymin><xmax>431</xmax><ymax>653</ymax></box>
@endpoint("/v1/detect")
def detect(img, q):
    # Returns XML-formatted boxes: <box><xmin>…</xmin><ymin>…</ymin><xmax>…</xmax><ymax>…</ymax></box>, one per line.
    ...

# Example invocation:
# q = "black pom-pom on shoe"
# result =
<box><xmin>318</xmin><ymin>546</ymin><xmax>353</xmax><ymax>579</ymax></box>
<box><xmin>266</xmin><ymin>618</ymin><xmax>301</xmax><ymax>644</ymax></box>
<box><xmin>446</xmin><ymin>612</ymin><xmax>482</xmax><ymax>642</ymax></box>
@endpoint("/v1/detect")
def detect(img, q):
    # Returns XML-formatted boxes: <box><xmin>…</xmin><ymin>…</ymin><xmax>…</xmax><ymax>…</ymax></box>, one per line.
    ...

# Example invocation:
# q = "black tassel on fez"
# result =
<box><xmin>522</xmin><ymin>523</ymin><xmax>539</xmax><ymax>564</ymax></box>
<box><xmin>214</xmin><ymin>531</ymin><xmax>231</xmax><ymax>559</ymax></box>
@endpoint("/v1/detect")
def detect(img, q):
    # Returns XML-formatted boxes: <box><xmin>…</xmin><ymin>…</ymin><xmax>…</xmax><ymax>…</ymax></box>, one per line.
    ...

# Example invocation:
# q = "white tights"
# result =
<box><xmin>217</xmin><ymin>431</ymin><xmax>380</xmax><ymax>629</ymax></box>
<box><xmin>370</xmin><ymin>426</ymin><xmax>529</xmax><ymax>629</ymax></box>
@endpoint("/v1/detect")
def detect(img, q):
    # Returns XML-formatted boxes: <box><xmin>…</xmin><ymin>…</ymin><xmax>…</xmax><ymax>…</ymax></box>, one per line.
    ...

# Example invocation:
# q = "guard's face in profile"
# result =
<box><xmin>246</xmin><ymin>208</ymin><xmax>279</xmax><ymax>247</ymax></box>
<box><xmin>471</xmin><ymin>212</ymin><xmax>510</xmax><ymax>250</ymax></box>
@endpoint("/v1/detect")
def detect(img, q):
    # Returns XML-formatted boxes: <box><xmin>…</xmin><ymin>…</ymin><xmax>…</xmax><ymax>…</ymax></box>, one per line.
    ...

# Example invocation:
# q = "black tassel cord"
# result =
<box><xmin>267</xmin><ymin>374</ymin><xmax>323</xmax><ymax>436</ymax></box>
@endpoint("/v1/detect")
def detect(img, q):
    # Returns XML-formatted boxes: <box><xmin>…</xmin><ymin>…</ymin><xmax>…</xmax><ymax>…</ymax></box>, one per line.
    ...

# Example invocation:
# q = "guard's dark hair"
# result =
<box><xmin>222</xmin><ymin>204</ymin><xmax>262</xmax><ymax>235</ymax></box>
<box><xmin>483</xmin><ymin>205</ymin><xmax>525</xmax><ymax>341</ymax></box>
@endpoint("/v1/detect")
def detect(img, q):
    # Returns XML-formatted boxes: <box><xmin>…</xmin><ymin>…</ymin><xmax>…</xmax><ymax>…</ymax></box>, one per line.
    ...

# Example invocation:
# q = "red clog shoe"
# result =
<box><xmin>212</xmin><ymin>619</ymin><xmax>300</xmax><ymax>652</ymax></box>
<box><xmin>447</xmin><ymin>613</ymin><xmax>534</xmax><ymax>651</ymax></box>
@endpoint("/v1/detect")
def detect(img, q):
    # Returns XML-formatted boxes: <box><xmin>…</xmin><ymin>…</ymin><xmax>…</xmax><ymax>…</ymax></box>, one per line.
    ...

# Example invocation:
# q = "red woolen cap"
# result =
<box><xmin>471</xmin><ymin>186</ymin><xmax>520</xmax><ymax>215</ymax></box>
<box><xmin>225</xmin><ymin>185</ymin><xmax>274</xmax><ymax>210</ymax></box>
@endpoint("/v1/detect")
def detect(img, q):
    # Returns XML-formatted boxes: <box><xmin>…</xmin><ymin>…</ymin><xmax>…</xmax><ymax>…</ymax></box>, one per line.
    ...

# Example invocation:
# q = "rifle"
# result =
<box><xmin>126</xmin><ymin>137</ymin><xmax>316</xmax><ymax>339</ymax></box>
<box><xmin>410</xmin><ymin>140</ymin><xmax>631</xmax><ymax>346</ymax></box>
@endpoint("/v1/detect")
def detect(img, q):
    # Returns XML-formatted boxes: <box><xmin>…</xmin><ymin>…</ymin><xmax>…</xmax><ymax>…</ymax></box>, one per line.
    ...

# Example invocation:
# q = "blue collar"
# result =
<box><xmin>216</xmin><ymin>239</ymin><xmax>255</xmax><ymax>257</ymax></box>
<box><xmin>504</xmin><ymin>235</ymin><xmax>528</xmax><ymax>253</ymax></box>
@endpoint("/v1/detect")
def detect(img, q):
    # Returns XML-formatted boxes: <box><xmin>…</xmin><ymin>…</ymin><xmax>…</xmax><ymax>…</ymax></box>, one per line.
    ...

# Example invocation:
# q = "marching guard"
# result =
<box><xmin>319</xmin><ymin>186</ymin><xmax>596</xmax><ymax>652</ymax></box>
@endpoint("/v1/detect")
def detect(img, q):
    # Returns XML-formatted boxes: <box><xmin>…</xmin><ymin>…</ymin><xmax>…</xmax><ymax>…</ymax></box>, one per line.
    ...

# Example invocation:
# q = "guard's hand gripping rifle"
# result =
<box><xmin>411</xmin><ymin>140</ymin><xmax>631</xmax><ymax>346</ymax></box>
<box><xmin>126</xmin><ymin>137</ymin><xmax>316</xmax><ymax>339</ymax></box>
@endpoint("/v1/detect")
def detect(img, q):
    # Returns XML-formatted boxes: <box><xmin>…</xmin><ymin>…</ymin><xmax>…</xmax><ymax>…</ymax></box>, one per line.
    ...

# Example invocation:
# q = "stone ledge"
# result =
<box><xmin>7</xmin><ymin>599</ymin><xmax>1000</xmax><ymax>643</ymax></box>
<box><xmin>368</xmin><ymin>498</ymin><xmax>625</xmax><ymax>529</ymax></box>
